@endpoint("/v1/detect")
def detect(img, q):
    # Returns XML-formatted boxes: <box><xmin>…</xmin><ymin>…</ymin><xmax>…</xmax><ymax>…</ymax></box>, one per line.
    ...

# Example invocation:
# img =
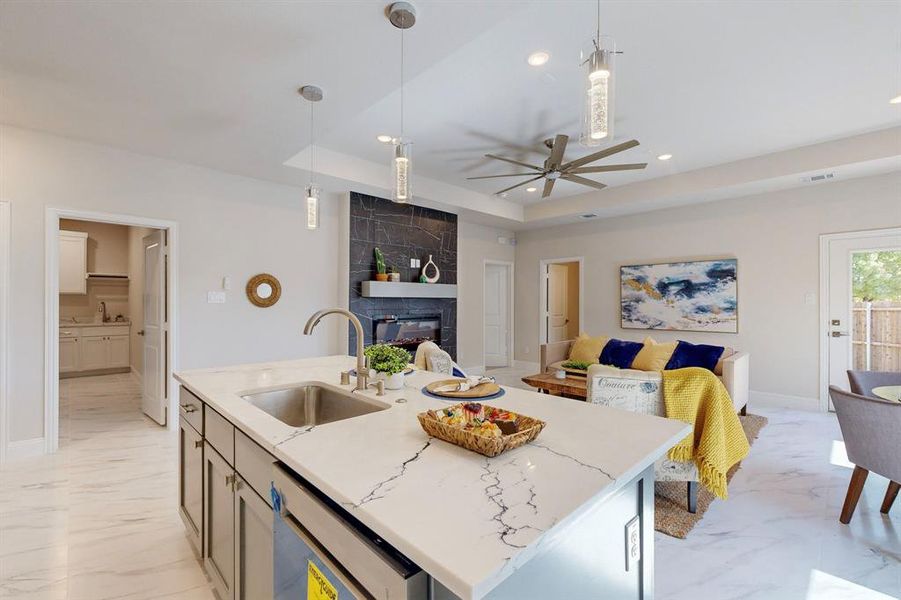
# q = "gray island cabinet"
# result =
<box><xmin>175</xmin><ymin>355</ymin><xmax>689</xmax><ymax>600</ymax></box>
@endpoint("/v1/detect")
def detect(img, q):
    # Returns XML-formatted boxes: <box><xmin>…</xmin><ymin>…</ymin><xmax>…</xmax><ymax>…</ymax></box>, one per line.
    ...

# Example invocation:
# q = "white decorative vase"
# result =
<box><xmin>422</xmin><ymin>254</ymin><xmax>440</xmax><ymax>283</ymax></box>
<box><xmin>381</xmin><ymin>372</ymin><xmax>405</xmax><ymax>390</ymax></box>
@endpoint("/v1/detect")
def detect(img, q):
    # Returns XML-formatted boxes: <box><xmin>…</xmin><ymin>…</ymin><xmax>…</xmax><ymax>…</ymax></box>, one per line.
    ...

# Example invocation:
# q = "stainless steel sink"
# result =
<box><xmin>240</xmin><ymin>384</ymin><xmax>388</xmax><ymax>427</ymax></box>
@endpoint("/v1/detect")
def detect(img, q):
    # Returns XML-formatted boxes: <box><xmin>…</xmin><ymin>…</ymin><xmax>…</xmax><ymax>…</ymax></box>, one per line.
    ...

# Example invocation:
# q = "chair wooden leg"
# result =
<box><xmin>687</xmin><ymin>481</ymin><xmax>698</xmax><ymax>514</ymax></box>
<box><xmin>881</xmin><ymin>481</ymin><xmax>900</xmax><ymax>514</ymax></box>
<box><xmin>840</xmin><ymin>466</ymin><xmax>869</xmax><ymax>524</ymax></box>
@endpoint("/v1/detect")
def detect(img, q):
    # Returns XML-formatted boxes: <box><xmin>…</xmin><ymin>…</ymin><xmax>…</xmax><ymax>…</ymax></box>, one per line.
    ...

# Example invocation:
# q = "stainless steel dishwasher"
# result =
<box><xmin>270</xmin><ymin>463</ymin><xmax>428</xmax><ymax>600</ymax></box>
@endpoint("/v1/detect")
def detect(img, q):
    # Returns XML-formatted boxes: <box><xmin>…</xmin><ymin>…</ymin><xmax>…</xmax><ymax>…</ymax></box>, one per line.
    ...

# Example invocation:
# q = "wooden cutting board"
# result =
<box><xmin>425</xmin><ymin>378</ymin><xmax>501</xmax><ymax>398</ymax></box>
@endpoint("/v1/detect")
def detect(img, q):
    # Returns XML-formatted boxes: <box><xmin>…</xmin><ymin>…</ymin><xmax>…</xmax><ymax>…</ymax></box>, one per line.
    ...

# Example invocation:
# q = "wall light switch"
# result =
<box><xmin>804</xmin><ymin>292</ymin><xmax>816</xmax><ymax>306</ymax></box>
<box><xmin>410</xmin><ymin>258</ymin><xmax>421</xmax><ymax>268</ymax></box>
<box><xmin>207</xmin><ymin>291</ymin><xmax>226</xmax><ymax>304</ymax></box>
<box><xmin>222</xmin><ymin>276</ymin><xmax>231</xmax><ymax>291</ymax></box>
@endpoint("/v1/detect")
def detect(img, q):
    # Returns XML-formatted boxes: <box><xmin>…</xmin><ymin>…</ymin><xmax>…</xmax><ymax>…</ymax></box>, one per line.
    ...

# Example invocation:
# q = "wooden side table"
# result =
<box><xmin>522</xmin><ymin>372</ymin><xmax>588</xmax><ymax>400</ymax></box>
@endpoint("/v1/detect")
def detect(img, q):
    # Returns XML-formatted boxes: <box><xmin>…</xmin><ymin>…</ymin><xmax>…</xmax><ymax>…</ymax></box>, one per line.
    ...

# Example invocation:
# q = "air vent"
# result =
<box><xmin>801</xmin><ymin>172</ymin><xmax>835</xmax><ymax>183</ymax></box>
<box><xmin>580</xmin><ymin>213</ymin><xmax>599</xmax><ymax>219</ymax></box>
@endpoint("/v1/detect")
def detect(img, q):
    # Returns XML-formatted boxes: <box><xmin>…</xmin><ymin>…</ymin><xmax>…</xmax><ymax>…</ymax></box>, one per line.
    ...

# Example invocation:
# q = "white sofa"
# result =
<box><xmin>539</xmin><ymin>339</ymin><xmax>750</xmax><ymax>415</ymax></box>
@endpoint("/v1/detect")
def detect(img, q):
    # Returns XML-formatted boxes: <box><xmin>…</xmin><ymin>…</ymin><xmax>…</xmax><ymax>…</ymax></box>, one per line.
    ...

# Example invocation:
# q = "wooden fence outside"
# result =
<box><xmin>853</xmin><ymin>301</ymin><xmax>901</xmax><ymax>371</ymax></box>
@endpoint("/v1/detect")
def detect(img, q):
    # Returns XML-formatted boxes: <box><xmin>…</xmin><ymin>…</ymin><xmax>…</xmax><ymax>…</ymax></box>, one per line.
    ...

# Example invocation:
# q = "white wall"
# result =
<box><xmin>514</xmin><ymin>171</ymin><xmax>901</xmax><ymax>402</ymax></box>
<box><xmin>457</xmin><ymin>220</ymin><xmax>516</xmax><ymax>371</ymax></box>
<box><xmin>1</xmin><ymin>125</ymin><xmax>343</xmax><ymax>443</ymax></box>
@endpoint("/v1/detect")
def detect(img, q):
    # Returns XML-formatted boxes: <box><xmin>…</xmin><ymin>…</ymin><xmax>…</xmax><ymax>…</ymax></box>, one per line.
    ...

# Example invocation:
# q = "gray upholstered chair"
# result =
<box><xmin>847</xmin><ymin>370</ymin><xmax>901</xmax><ymax>398</ymax></box>
<box><xmin>828</xmin><ymin>386</ymin><xmax>901</xmax><ymax>524</ymax></box>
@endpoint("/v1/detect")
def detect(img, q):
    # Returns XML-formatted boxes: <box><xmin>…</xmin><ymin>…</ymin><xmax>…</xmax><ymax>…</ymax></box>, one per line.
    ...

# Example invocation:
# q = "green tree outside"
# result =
<box><xmin>852</xmin><ymin>251</ymin><xmax>901</xmax><ymax>302</ymax></box>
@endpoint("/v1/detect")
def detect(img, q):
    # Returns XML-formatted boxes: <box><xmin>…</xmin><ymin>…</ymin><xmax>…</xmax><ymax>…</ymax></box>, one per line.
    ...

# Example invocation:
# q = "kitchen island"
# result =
<box><xmin>175</xmin><ymin>355</ymin><xmax>689</xmax><ymax>600</ymax></box>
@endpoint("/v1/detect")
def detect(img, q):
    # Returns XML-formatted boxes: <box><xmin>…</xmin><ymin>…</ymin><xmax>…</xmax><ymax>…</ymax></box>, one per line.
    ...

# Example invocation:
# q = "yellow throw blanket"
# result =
<box><xmin>662</xmin><ymin>367</ymin><xmax>749</xmax><ymax>499</ymax></box>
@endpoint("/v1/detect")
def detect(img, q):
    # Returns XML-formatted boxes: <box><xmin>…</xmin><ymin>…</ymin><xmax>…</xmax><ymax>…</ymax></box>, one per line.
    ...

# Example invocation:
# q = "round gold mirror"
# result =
<box><xmin>246</xmin><ymin>273</ymin><xmax>281</xmax><ymax>308</ymax></box>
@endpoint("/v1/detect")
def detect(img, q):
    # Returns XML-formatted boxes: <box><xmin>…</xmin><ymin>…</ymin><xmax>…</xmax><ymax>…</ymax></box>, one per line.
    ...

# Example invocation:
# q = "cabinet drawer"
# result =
<box><xmin>179</xmin><ymin>387</ymin><xmax>204</xmax><ymax>434</ymax></box>
<box><xmin>79</xmin><ymin>326</ymin><xmax>111</xmax><ymax>337</ymax></box>
<box><xmin>205</xmin><ymin>405</ymin><xmax>235</xmax><ymax>465</ymax></box>
<box><xmin>235</xmin><ymin>430</ymin><xmax>276</xmax><ymax>507</ymax></box>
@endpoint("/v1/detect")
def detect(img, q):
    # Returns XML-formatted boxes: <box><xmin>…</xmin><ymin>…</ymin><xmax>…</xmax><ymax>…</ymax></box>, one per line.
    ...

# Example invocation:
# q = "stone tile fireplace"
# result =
<box><xmin>348</xmin><ymin>192</ymin><xmax>457</xmax><ymax>359</ymax></box>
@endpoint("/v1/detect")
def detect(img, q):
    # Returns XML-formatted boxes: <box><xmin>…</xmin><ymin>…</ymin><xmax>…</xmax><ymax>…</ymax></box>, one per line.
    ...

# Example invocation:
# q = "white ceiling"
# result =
<box><xmin>2</xmin><ymin>1</ymin><xmax>900</xmax><ymax>221</ymax></box>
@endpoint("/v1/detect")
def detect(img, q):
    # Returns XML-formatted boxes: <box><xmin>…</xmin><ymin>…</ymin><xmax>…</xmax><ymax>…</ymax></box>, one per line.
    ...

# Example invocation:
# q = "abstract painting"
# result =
<box><xmin>621</xmin><ymin>259</ymin><xmax>738</xmax><ymax>333</ymax></box>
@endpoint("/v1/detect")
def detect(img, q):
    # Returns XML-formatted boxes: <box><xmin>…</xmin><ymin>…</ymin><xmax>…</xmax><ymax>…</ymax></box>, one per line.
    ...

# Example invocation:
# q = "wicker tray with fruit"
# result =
<box><xmin>417</xmin><ymin>402</ymin><xmax>546</xmax><ymax>458</ymax></box>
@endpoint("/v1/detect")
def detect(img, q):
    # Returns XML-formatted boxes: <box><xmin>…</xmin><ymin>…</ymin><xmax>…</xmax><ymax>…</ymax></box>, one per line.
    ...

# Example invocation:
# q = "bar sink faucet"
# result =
<box><xmin>303</xmin><ymin>308</ymin><xmax>369</xmax><ymax>391</ymax></box>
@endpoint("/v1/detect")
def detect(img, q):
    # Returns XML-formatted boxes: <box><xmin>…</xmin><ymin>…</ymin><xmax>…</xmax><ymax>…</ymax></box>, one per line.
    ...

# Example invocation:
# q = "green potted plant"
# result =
<box><xmin>387</xmin><ymin>265</ymin><xmax>400</xmax><ymax>282</ymax></box>
<box><xmin>364</xmin><ymin>343</ymin><xmax>411</xmax><ymax>390</ymax></box>
<box><xmin>374</xmin><ymin>247</ymin><xmax>388</xmax><ymax>281</ymax></box>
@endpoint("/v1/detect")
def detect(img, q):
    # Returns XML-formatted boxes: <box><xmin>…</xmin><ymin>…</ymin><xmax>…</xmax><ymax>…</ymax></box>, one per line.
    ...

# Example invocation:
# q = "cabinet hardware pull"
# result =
<box><xmin>194</xmin><ymin>439</ymin><xmax>203</xmax><ymax>448</ymax></box>
<box><xmin>181</xmin><ymin>404</ymin><xmax>197</xmax><ymax>413</ymax></box>
<box><xmin>225</xmin><ymin>474</ymin><xmax>237</xmax><ymax>489</ymax></box>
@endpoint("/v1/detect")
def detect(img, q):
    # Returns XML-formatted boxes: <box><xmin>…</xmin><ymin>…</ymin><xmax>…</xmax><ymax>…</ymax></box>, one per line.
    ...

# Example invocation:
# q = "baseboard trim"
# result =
<box><xmin>4</xmin><ymin>437</ymin><xmax>46</xmax><ymax>461</ymax></box>
<box><xmin>60</xmin><ymin>366</ymin><xmax>130</xmax><ymax>379</ymax></box>
<box><xmin>130</xmin><ymin>368</ymin><xmax>142</xmax><ymax>387</ymax></box>
<box><xmin>750</xmin><ymin>390</ymin><xmax>821</xmax><ymax>412</ymax></box>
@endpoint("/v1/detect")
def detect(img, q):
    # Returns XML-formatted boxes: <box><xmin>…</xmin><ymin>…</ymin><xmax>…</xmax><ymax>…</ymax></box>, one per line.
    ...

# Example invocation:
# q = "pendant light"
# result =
<box><xmin>388</xmin><ymin>2</ymin><xmax>416</xmax><ymax>203</ymax></box>
<box><xmin>580</xmin><ymin>0</ymin><xmax>618</xmax><ymax>146</ymax></box>
<box><xmin>299</xmin><ymin>85</ymin><xmax>323</xmax><ymax>229</ymax></box>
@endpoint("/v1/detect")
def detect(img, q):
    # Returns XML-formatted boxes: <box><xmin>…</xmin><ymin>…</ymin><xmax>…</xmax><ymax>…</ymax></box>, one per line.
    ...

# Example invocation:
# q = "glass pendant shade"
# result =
<box><xmin>580</xmin><ymin>36</ymin><xmax>616</xmax><ymax>147</ymax></box>
<box><xmin>305</xmin><ymin>185</ymin><xmax>320</xmax><ymax>230</ymax></box>
<box><xmin>392</xmin><ymin>141</ymin><xmax>412</xmax><ymax>203</ymax></box>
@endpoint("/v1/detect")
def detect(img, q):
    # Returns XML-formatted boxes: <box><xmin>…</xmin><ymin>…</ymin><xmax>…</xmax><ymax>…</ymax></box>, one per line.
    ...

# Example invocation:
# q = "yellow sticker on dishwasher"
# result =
<box><xmin>308</xmin><ymin>560</ymin><xmax>338</xmax><ymax>600</ymax></box>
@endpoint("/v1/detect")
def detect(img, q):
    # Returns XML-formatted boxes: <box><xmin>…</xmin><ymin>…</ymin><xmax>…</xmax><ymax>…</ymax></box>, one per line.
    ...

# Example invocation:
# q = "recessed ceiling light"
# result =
<box><xmin>657</xmin><ymin>154</ymin><xmax>673</xmax><ymax>161</ymax></box>
<box><xmin>890</xmin><ymin>95</ymin><xmax>901</xmax><ymax>105</ymax></box>
<box><xmin>377</xmin><ymin>134</ymin><xmax>393</xmax><ymax>143</ymax></box>
<box><xmin>526</xmin><ymin>186</ymin><xmax>538</xmax><ymax>192</ymax></box>
<box><xmin>527</xmin><ymin>51</ymin><xmax>550</xmax><ymax>67</ymax></box>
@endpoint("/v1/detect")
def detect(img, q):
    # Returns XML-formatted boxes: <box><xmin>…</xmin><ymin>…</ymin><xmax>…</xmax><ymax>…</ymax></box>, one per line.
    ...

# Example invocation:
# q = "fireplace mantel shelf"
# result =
<box><xmin>361</xmin><ymin>281</ymin><xmax>457</xmax><ymax>299</ymax></box>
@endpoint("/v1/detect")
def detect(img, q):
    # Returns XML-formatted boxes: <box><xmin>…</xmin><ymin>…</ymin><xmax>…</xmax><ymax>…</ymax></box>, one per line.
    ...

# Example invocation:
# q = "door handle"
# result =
<box><xmin>831</xmin><ymin>331</ymin><xmax>850</xmax><ymax>337</ymax></box>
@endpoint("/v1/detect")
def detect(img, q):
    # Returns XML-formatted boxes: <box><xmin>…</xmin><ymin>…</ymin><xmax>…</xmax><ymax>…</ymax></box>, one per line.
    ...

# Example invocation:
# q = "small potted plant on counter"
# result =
<box><xmin>387</xmin><ymin>265</ymin><xmax>401</xmax><ymax>282</ymax></box>
<box><xmin>364</xmin><ymin>344</ymin><xmax>411</xmax><ymax>390</ymax></box>
<box><xmin>374</xmin><ymin>247</ymin><xmax>388</xmax><ymax>281</ymax></box>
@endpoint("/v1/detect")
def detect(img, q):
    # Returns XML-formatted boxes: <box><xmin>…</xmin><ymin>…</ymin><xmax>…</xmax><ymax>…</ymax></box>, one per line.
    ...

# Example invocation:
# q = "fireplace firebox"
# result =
<box><xmin>373</xmin><ymin>315</ymin><xmax>441</xmax><ymax>354</ymax></box>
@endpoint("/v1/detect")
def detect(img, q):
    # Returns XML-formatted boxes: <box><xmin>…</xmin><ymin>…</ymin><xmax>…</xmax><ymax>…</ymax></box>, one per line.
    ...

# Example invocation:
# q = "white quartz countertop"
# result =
<box><xmin>175</xmin><ymin>356</ymin><xmax>689</xmax><ymax>600</ymax></box>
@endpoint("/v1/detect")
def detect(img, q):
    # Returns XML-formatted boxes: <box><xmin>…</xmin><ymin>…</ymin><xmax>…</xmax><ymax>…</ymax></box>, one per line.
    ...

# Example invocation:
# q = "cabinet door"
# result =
<box><xmin>80</xmin><ymin>336</ymin><xmax>107</xmax><ymax>370</ymax></box>
<box><xmin>59</xmin><ymin>231</ymin><xmax>87</xmax><ymax>294</ymax></box>
<box><xmin>234</xmin><ymin>476</ymin><xmax>273</xmax><ymax>600</ymax></box>
<box><xmin>179</xmin><ymin>419</ymin><xmax>203</xmax><ymax>557</ymax></box>
<box><xmin>107</xmin><ymin>335</ymin><xmax>130</xmax><ymax>368</ymax></box>
<box><xmin>59</xmin><ymin>337</ymin><xmax>80</xmax><ymax>373</ymax></box>
<box><xmin>204</xmin><ymin>442</ymin><xmax>235</xmax><ymax>600</ymax></box>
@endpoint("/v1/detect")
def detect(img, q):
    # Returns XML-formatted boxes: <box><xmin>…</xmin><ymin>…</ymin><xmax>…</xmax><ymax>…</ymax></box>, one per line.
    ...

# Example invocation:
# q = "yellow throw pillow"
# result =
<box><xmin>568</xmin><ymin>333</ymin><xmax>609</xmax><ymax>364</ymax></box>
<box><xmin>631</xmin><ymin>337</ymin><xmax>677</xmax><ymax>372</ymax></box>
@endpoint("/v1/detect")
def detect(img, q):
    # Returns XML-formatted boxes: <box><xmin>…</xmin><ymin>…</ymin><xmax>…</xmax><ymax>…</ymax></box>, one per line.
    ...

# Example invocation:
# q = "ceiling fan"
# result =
<box><xmin>467</xmin><ymin>135</ymin><xmax>646</xmax><ymax>198</ymax></box>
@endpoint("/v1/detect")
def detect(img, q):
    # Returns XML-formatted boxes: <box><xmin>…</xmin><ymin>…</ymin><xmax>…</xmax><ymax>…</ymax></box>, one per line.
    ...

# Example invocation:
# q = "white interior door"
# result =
<box><xmin>484</xmin><ymin>264</ymin><xmax>509</xmax><ymax>368</ymax></box>
<box><xmin>826</xmin><ymin>231</ymin><xmax>901</xmax><ymax>408</ymax></box>
<box><xmin>142</xmin><ymin>230</ymin><xmax>167</xmax><ymax>425</ymax></box>
<box><xmin>547</xmin><ymin>264</ymin><xmax>570</xmax><ymax>343</ymax></box>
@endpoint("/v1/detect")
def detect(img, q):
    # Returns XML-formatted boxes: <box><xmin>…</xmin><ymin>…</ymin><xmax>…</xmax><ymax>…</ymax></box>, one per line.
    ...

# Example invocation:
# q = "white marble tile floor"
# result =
<box><xmin>0</xmin><ymin>374</ymin><xmax>214</xmax><ymax>600</ymax></box>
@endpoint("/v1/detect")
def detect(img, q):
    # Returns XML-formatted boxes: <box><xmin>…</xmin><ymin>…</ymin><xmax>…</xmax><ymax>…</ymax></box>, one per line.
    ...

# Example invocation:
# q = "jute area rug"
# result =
<box><xmin>654</xmin><ymin>414</ymin><xmax>768</xmax><ymax>539</ymax></box>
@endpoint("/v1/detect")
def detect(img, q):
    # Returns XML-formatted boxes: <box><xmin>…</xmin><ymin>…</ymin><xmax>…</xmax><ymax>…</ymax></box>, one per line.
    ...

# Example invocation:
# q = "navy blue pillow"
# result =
<box><xmin>599</xmin><ymin>339</ymin><xmax>644</xmax><ymax>369</ymax></box>
<box><xmin>665</xmin><ymin>341</ymin><xmax>725</xmax><ymax>372</ymax></box>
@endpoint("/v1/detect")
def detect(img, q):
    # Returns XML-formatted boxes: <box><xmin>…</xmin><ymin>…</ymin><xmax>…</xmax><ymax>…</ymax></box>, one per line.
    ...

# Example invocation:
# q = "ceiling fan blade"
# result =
<box><xmin>560</xmin><ymin>139</ymin><xmax>640</xmax><ymax>171</ymax></box>
<box><xmin>484</xmin><ymin>154</ymin><xmax>543</xmax><ymax>171</ymax></box>
<box><xmin>495</xmin><ymin>174</ymin><xmax>545</xmax><ymax>195</ymax></box>
<box><xmin>547</xmin><ymin>134</ymin><xmax>569</xmax><ymax>169</ymax></box>
<box><xmin>568</xmin><ymin>163</ymin><xmax>648</xmax><ymax>174</ymax></box>
<box><xmin>542</xmin><ymin>178</ymin><xmax>556</xmax><ymax>198</ymax></box>
<box><xmin>466</xmin><ymin>173</ymin><xmax>540</xmax><ymax>180</ymax></box>
<box><xmin>562</xmin><ymin>174</ymin><xmax>607</xmax><ymax>191</ymax></box>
